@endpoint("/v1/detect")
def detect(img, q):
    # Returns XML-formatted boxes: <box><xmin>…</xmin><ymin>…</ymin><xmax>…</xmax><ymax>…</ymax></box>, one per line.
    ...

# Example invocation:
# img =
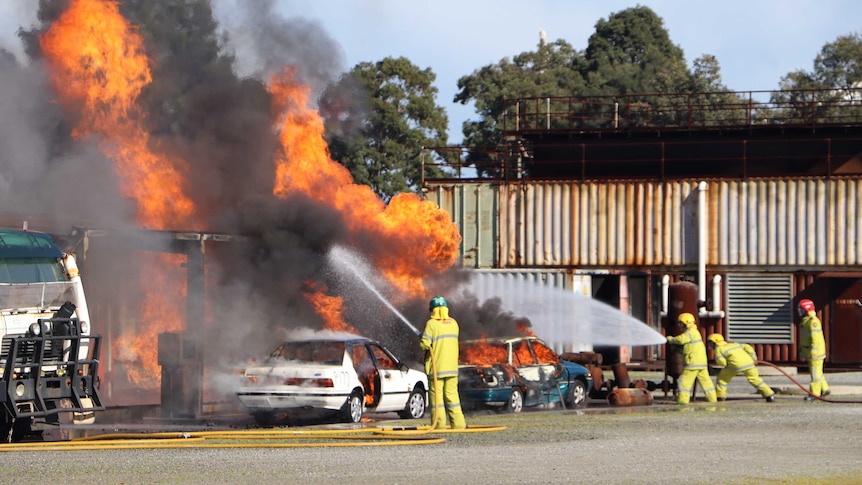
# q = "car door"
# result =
<box><xmin>367</xmin><ymin>343</ymin><xmax>410</xmax><ymax>411</ymax></box>
<box><xmin>529</xmin><ymin>339</ymin><xmax>567</xmax><ymax>402</ymax></box>
<box><xmin>351</xmin><ymin>343</ymin><xmax>380</xmax><ymax>407</ymax></box>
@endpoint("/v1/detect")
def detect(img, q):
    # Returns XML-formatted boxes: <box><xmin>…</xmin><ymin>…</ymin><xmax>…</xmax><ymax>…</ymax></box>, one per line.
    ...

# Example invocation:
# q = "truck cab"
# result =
<box><xmin>0</xmin><ymin>228</ymin><xmax>103</xmax><ymax>442</ymax></box>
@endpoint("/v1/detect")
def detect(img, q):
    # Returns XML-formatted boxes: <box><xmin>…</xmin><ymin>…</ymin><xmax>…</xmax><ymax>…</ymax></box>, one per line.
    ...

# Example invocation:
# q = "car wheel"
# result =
<box><xmin>398</xmin><ymin>388</ymin><xmax>426</xmax><ymax>419</ymax></box>
<box><xmin>341</xmin><ymin>391</ymin><xmax>364</xmax><ymax>423</ymax></box>
<box><xmin>565</xmin><ymin>379</ymin><xmax>588</xmax><ymax>409</ymax></box>
<box><xmin>502</xmin><ymin>388</ymin><xmax>524</xmax><ymax>413</ymax></box>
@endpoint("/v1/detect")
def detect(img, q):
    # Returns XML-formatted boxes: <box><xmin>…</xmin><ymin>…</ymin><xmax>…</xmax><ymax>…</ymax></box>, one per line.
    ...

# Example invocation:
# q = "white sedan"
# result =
<box><xmin>237</xmin><ymin>334</ymin><xmax>428</xmax><ymax>425</ymax></box>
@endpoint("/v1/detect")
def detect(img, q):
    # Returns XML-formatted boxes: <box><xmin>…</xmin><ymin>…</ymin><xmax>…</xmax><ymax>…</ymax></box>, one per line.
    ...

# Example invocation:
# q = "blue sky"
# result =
<box><xmin>4</xmin><ymin>1</ymin><xmax>860</xmax><ymax>144</ymax></box>
<box><xmin>268</xmin><ymin>0</ymin><xmax>862</xmax><ymax>143</ymax></box>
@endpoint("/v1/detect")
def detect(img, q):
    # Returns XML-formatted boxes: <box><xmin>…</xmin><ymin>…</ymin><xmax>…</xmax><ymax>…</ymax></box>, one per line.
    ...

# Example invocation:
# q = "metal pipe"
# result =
<box><xmin>607</xmin><ymin>388</ymin><xmax>653</xmax><ymax>406</ymax></box>
<box><xmin>611</xmin><ymin>363</ymin><xmax>631</xmax><ymax>389</ymax></box>
<box><xmin>660</xmin><ymin>274</ymin><xmax>670</xmax><ymax>317</ymax></box>
<box><xmin>698</xmin><ymin>181</ymin><xmax>707</xmax><ymax>305</ymax></box>
<box><xmin>697</xmin><ymin>182</ymin><xmax>726</xmax><ymax>319</ymax></box>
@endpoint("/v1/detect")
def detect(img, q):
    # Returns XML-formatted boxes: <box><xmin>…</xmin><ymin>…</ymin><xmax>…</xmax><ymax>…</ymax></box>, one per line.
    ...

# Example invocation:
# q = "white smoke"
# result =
<box><xmin>0</xmin><ymin>2</ymin><xmax>37</xmax><ymax>65</ymax></box>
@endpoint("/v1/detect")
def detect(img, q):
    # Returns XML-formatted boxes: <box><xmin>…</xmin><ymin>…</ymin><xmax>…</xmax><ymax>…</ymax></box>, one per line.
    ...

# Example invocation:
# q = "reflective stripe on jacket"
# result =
<box><xmin>800</xmin><ymin>311</ymin><xmax>826</xmax><ymax>361</ymax></box>
<box><xmin>420</xmin><ymin>306</ymin><xmax>460</xmax><ymax>378</ymax></box>
<box><xmin>666</xmin><ymin>325</ymin><xmax>708</xmax><ymax>370</ymax></box>
<box><xmin>714</xmin><ymin>342</ymin><xmax>757</xmax><ymax>371</ymax></box>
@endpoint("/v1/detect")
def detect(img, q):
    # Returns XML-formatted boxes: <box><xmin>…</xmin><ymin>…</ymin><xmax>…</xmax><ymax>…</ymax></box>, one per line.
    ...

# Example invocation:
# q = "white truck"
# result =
<box><xmin>0</xmin><ymin>227</ymin><xmax>103</xmax><ymax>442</ymax></box>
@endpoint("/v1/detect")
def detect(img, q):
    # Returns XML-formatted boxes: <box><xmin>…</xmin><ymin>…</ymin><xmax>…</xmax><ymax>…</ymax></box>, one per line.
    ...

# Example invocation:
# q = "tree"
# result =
<box><xmin>583</xmin><ymin>6</ymin><xmax>688</xmax><ymax>96</ymax></box>
<box><xmin>454</xmin><ymin>37</ymin><xmax>586</xmax><ymax>174</ymax></box>
<box><xmin>684</xmin><ymin>54</ymin><xmax>748</xmax><ymax>126</ymax></box>
<box><xmin>454</xmin><ymin>7</ymin><xmax>716</xmax><ymax>145</ymax></box>
<box><xmin>771</xmin><ymin>33</ymin><xmax>862</xmax><ymax>124</ymax></box>
<box><xmin>319</xmin><ymin>56</ymin><xmax>451</xmax><ymax>200</ymax></box>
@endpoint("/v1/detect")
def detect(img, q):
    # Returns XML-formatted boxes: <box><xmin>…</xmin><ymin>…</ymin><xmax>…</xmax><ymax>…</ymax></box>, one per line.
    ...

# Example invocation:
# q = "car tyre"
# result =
<box><xmin>341</xmin><ymin>391</ymin><xmax>364</xmax><ymax>423</ymax></box>
<box><xmin>502</xmin><ymin>388</ymin><xmax>524</xmax><ymax>413</ymax></box>
<box><xmin>565</xmin><ymin>379</ymin><xmax>588</xmax><ymax>409</ymax></box>
<box><xmin>398</xmin><ymin>387</ymin><xmax>426</xmax><ymax>419</ymax></box>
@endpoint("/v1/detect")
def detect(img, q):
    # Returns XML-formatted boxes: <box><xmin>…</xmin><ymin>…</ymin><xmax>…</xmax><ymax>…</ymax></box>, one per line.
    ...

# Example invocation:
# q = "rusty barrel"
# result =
<box><xmin>607</xmin><ymin>388</ymin><xmax>653</xmax><ymax>406</ymax></box>
<box><xmin>665</xmin><ymin>281</ymin><xmax>700</xmax><ymax>378</ymax></box>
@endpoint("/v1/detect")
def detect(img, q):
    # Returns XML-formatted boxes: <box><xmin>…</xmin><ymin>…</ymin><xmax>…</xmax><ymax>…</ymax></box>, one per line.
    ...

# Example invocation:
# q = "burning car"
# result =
<box><xmin>236</xmin><ymin>335</ymin><xmax>427</xmax><ymax>425</ymax></box>
<box><xmin>458</xmin><ymin>336</ymin><xmax>592</xmax><ymax>413</ymax></box>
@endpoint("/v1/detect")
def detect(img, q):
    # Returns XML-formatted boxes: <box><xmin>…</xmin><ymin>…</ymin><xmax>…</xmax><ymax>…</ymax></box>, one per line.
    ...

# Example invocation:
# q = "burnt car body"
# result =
<box><xmin>458</xmin><ymin>336</ymin><xmax>592</xmax><ymax>413</ymax></box>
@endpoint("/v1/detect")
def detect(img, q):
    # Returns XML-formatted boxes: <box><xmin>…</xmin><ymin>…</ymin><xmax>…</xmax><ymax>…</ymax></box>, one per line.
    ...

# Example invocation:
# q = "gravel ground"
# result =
<box><xmin>3</xmin><ymin>370</ymin><xmax>862</xmax><ymax>485</ymax></box>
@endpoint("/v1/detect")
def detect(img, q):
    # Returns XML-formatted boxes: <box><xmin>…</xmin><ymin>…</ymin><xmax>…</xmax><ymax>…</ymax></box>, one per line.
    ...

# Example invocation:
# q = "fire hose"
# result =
<box><xmin>757</xmin><ymin>360</ymin><xmax>862</xmax><ymax>404</ymax></box>
<box><xmin>404</xmin><ymin>343</ymin><xmax>507</xmax><ymax>434</ymax></box>
<box><xmin>0</xmin><ymin>343</ymin><xmax>504</xmax><ymax>452</ymax></box>
<box><xmin>0</xmin><ymin>429</ymin><xmax>446</xmax><ymax>451</ymax></box>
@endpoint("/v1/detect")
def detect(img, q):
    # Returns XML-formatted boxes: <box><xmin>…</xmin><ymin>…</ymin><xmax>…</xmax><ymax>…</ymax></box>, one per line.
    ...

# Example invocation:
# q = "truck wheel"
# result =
<box><xmin>10</xmin><ymin>417</ymin><xmax>32</xmax><ymax>443</ymax></box>
<box><xmin>0</xmin><ymin>420</ymin><xmax>11</xmax><ymax>444</ymax></box>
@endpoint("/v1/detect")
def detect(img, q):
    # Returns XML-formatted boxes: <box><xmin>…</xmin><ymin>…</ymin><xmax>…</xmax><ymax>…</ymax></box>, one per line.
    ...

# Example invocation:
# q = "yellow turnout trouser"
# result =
<box><xmin>809</xmin><ymin>358</ymin><xmax>830</xmax><ymax>397</ymax></box>
<box><xmin>677</xmin><ymin>368</ymin><xmax>717</xmax><ymax>404</ymax></box>
<box><xmin>716</xmin><ymin>367</ymin><xmax>774</xmax><ymax>399</ymax></box>
<box><xmin>428</xmin><ymin>375</ymin><xmax>466</xmax><ymax>430</ymax></box>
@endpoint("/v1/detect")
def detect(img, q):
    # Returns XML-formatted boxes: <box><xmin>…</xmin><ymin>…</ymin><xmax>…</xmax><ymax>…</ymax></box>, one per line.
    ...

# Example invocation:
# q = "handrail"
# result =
<box><xmin>503</xmin><ymin>88</ymin><xmax>862</xmax><ymax>134</ymax></box>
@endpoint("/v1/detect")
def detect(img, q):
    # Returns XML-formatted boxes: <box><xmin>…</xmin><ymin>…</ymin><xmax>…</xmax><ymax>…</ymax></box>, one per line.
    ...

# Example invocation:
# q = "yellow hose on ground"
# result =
<box><xmin>0</xmin><ymin>338</ymin><xmax>506</xmax><ymax>451</ymax></box>
<box><xmin>0</xmin><ymin>429</ymin><xmax>446</xmax><ymax>451</ymax></box>
<box><xmin>0</xmin><ymin>351</ymin><xmax>504</xmax><ymax>452</ymax></box>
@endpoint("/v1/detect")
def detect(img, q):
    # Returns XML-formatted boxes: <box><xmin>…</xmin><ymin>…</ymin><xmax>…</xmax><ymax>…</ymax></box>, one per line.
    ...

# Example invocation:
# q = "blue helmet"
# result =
<box><xmin>429</xmin><ymin>295</ymin><xmax>448</xmax><ymax>311</ymax></box>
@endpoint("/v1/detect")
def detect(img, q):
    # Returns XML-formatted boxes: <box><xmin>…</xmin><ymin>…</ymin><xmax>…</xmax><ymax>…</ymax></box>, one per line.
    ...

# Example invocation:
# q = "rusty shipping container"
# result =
<box><xmin>425</xmin><ymin>178</ymin><xmax>862</xmax><ymax>271</ymax></box>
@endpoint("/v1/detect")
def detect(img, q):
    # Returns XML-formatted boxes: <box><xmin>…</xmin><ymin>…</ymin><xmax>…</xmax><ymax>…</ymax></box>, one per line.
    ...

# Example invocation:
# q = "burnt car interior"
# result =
<box><xmin>268</xmin><ymin>341</ymin><xmax>345</xmax><ymax>365</ymax></box>
<box><xmin>351</xmin><ymin>344</ymin><xmax>381</xmax><ymax>406</ymax></box>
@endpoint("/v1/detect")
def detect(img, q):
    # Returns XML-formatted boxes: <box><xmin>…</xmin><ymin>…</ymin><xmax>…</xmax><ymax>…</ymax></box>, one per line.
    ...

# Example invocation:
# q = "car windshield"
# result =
<box><xmin>532</xmin><ymin>341</ymin><xmax>561</xmax><ymax>365</ymax></box>
<box><xmin>268</xmin><ymin>341</ymin><xmax>345</xmax><ymax>365</ymax></box>
<box><xmin>459</xmin><ymin>341</ymin><xmax>508</xmax><ymax>365</ymax></box>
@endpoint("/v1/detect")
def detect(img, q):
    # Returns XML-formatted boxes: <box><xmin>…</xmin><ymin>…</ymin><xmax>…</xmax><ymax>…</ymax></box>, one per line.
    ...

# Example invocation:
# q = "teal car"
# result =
<box><xmin>458</xmin><ymin>336</ymin><xmax>592</xmax><ymax>413</ymax></box>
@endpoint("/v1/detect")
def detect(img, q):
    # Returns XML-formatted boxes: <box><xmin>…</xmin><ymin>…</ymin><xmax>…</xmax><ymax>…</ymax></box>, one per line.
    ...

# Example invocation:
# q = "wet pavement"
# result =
<box><xmin>26</xmin><ymin>368</ymin><xmax>862</xmax><ymax>443</ymax></box>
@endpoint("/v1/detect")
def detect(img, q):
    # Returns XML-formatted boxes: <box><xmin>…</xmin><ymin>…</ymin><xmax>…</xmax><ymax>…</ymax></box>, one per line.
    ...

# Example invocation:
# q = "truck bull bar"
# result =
<box><xmin>1</xmin><ymin>318</ymin><xmax>104</xmax><ymax>419</ymax></box>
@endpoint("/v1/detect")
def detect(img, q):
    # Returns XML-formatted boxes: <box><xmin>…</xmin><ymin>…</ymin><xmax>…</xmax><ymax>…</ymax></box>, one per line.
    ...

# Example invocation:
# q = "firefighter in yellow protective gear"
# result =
<box><xmin>666</xmin><ymin>312</ymin><xmax>717</xmax><ymax>404</ymax></box>
<box><xmin>706</xmin><ymin>334</ymin><xmax>775</xmax><ymax>402</ymax></box>
<box><xmin>419</xmin><ymin>296</ymin><xmax>466</xmax><ymax>429</ymax></box>
<box><xmin>798</xmin><ymin>299</ymin><xmax>830</xmax><ymax>400</ymax></box>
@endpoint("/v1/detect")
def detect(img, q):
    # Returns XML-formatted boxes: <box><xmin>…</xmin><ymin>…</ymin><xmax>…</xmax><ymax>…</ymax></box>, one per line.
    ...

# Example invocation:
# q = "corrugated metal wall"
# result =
<box><xmin>423</xmin><ymin>184</ymin><xmax>499</xmax><ymax>268</ymax></box>
<box><xmin>425</xmin><ymin>178</ymin><xmax>862</xmax><ymax>270</ymax></box>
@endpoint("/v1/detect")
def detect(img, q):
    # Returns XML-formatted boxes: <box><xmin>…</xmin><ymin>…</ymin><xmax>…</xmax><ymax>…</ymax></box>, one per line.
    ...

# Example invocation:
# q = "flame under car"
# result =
<box><xmin>236</xmin><ymin>336</ymin><xmax>427</xmax><ymax>425</ymax></box>
<box><xmin>458</xmin><ymin>336</ymin><xmax>592</xmax><ymax>413</ymax></box>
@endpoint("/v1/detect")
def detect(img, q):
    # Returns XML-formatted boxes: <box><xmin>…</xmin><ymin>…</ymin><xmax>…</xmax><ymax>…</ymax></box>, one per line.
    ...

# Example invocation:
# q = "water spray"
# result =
<box><xmin>326</xmin><ymin>245</ymin><xmax>422</xmax><ymax>336</ymax></box>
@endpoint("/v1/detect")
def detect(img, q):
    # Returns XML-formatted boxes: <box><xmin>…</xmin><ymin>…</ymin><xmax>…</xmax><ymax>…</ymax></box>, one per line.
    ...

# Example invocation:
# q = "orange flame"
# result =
<box><xmin>268</xmin><ymin>68</ymin><xmax>461</xmax><ymax>299</ymax></box>
<box><xmin>40</xmin><ymin>0</ymin><xmax>196</xmax><ymax>229</ymax></box>
<box><xmin>111</xmin><ymin>252</ymin><xmax>187</xmax><ymax>387</ymax></box>
<box><xmin>39</xmin><ymin>1</ymin><xmax>463</xmax><ymax>389</ymax></box>
<box><xmin>459</xmin><ymin>339</ymin><xmax>508</xmax><ymax>365</ymax></box>
<box><xmin>41</xmin><ymin>0</ymin><xmax>193</xmax><ymax>389</ymax></box>
<box><xmin>302</xmin><ymin>281</ymin><xmax>357</xmax><ymax>333</ymax></box>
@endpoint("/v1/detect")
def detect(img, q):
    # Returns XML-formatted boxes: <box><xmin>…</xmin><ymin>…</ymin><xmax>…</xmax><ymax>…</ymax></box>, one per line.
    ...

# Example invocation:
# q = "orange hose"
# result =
<box><xmin>757</xmin><ymin>360</ymin><xmax>862</xmax><ymax>404</ymax></box>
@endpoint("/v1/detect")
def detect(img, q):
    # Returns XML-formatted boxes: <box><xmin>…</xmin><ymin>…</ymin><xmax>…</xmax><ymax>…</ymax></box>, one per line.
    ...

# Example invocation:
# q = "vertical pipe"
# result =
<box><xmin>698</xmin><ymin>181</ymin><xmax>708</xmax><ymax>304</ymax></box>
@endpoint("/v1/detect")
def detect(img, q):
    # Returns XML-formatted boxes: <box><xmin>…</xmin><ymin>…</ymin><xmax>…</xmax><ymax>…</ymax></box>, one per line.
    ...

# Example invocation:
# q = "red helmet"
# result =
<box><xmin>798</xmin><ymin>299</ymin><xmax>815</xmax><ymax>312</ymax></box>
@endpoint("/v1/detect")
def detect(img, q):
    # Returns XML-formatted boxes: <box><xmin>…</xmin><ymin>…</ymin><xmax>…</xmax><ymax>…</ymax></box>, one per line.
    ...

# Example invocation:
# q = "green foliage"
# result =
<box><xmin>456</xmin><ymin>39</ymin><xmax>586</xmax><ymax>146</ymax></box>
<box><xmin>584</xmin><ymin>5</ymin><xmax>687</xmax><ymax>95</ymax></box>
<box><xmin>319</xmin><ymin>56</ymin><xmax>451</xmax><ymax>200</ymax></box>
<box><xmin>771</xmin><ymin>33</ymin><xmax>862</xmax><ymax>124</ymax></box>
<box><xmin>452</xmin><ymin>5</ymin><xmax>723</xmax><ymax>172</ymax></box>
